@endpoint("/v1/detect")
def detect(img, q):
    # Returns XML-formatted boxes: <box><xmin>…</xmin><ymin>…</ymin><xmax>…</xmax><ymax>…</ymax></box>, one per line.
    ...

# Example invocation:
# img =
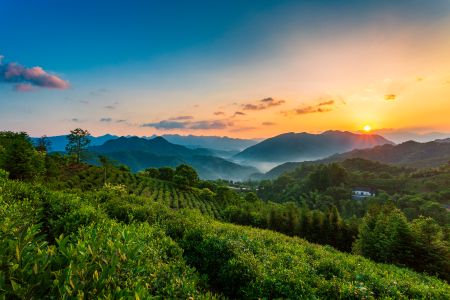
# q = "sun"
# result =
<box><xmin>363</xmin><ymin>125</ymin><xmax>372</xmax><ymax>133</ymax></box>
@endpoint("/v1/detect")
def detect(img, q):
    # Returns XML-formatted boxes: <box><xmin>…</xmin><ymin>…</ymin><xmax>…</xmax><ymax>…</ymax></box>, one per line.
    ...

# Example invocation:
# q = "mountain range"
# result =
<box><xmin>257</xmin><ymin>139</ymin><xmax>450</xmax><ymax>179</ymax></box>
<box><xmin>32</xmin><ymin>134</ymin><xmax>118</xmax><ymax>152</ymax></box>
<box><xmin>33</xmin><ymin>134</ymin><xmax>258</xmax><ymax>154</ymax></box>
<box><xmin>89</xmin><ymin>136</ymin><xmax>259</xmax><ymax>180</ymax></box>
<box><xmin>233</xmin><ymin>131</ymin><xmax>393</xmax><ymax>168</ymax></box>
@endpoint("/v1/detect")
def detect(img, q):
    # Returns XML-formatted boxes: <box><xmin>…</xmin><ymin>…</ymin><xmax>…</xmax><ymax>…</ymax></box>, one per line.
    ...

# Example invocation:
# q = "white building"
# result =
<box><xmin>352</xmin><ymin>187</ymin><xmax>375</xmax><ymax>200</ymax></box>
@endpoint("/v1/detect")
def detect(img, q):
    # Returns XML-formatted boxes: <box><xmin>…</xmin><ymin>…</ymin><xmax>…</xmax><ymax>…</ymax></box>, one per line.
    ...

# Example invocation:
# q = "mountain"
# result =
<box><xmin>321</xmin><ymin>140</ymin><xmax>450</xmax><ymax>168</ymax></box>
<box><xmin>160</xmin><ymin>134</ymin><xmax>260</xmax><ymax>151</ymax></box>
<box><xmin>435</xmin><ymin>138</ymin><xmax>450</xmax><ymax>143</ymax></box>
<box><xmin>90</xmin><ymin>136</ymin><xmax>259</xmax><ymax>180</ymax></box>
<box><xmin>257</xmin><ymin>139</ymin><xmax>450</xmax><ymax>180</ymax></box>
<box><xmin>234</xmin><ymin>131</ymin><xmax>393</xmax><ymax>168</ymax></box>
<box><xmin>90</xmin><ymin>136</ymin><xmax>212</xmax><ymax>157</ymax></box>
<box><xmin>32</xmin><ymin>134</ymin><xmax>118</xmax><ymax>152</ymax></box>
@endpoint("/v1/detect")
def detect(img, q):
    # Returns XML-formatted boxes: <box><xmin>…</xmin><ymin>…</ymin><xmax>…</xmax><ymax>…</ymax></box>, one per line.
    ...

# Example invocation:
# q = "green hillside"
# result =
<box><xmin>1</xmin><ymin>130</ymin><xmax>450</xmax><ymax>298</ymax></box>
<box><xmin>1</xmin><ymin>176</ymin><xmax>449</xmax><ymax>299</ymax></box>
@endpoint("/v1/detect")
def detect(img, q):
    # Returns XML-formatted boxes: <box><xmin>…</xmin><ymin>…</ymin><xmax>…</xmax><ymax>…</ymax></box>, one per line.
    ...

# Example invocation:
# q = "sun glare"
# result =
<box><xmin>363</xmin><ymin>125</ymin><xmax>372</xmax><ymax>133</ymax></box>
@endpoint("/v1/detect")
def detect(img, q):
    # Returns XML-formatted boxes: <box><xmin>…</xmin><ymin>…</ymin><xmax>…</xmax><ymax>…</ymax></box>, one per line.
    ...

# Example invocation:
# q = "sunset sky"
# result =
<box><xmin>1</xmin><ymin>0</ymin><xmax>450</xmax><ymax>141</ymax></box>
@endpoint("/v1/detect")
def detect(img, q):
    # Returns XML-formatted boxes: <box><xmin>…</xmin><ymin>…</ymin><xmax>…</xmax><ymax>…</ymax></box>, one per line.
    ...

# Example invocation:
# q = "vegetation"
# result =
<box><xmin>0</xmin><ymin>129</ymin><xmax>449</xmax><ymax>298</ymax></box>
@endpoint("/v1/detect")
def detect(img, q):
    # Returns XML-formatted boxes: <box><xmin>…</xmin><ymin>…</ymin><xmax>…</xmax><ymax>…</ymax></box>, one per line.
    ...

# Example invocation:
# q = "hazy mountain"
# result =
<box><xmin>90</xmin><ymin>136</ymin><xmax>259</xmax><ymax>180</ymax></box>
<box><xmin>374</xmin><ymin>130</ymin><xmax>450</xmax><ymax>143</ymax></box>
<box><xmin>160</xmin><ymin>134</ymin><xmax>260</xmax><ymax>151</ymax></box>
<box><xmin>90</xmin><ymin>136</ymin><xmax>212</xmax><ymax>157</ymax></box>
<box><xmin>321</xmin><ymin>140</ymin><xmax>450</xmax><ymax>168</ymax></box>
<box><xmin>32</xmin><ymin>134</ymin><xmax>118</xmax><ymax>152</ymax></box>
<box><xmin>258</xmin><ymin>139</ymin><xmax>450</xmax><ymax>179</ymax></box>
<box><xmin>234</xmin><ymin>131</ymin><xmax>393</xmax><ymax>169</ymax></box>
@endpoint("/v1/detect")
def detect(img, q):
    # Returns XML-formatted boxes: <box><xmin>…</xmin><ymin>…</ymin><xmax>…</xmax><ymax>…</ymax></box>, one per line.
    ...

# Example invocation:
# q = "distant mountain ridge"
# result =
<box><xmin>322</xmin><ymin>140</ymin><xmax>450</xmax><ymax>168</ymax></box>
<box><xmin>257</xmin><ymin>139</ymin><xmax>450</xmax><ymax>180</ymax></box>
<box><xmin>31</xmin><ymin>134</ymin><xmax>118</xmax><ymax>152</ymax></box>
<box><xmin>89</xmin><ymin>136</ymin><xmax>259</xmax><ymax>180</ymax></box>
<box><xmin>234</xmin><ymin>131</ymin><xmax>393</xmax><ymax>165</ymax></box>
<box><xmin>32</xmin><ymin>133</ymin><xmax>259</xmax><ymax>153</ymax></box>
<box><xmin>160</xmin><ymin>134</ymin><xmax>260</xmax><ymax>151</ymax></box>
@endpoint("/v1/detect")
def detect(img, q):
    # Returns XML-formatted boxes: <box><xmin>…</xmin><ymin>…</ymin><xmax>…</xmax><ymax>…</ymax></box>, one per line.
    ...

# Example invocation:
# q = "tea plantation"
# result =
<box><xmin>1</xmin><ymin>175</ymin><xmax>449</xmax><ymax>299</ymax></box>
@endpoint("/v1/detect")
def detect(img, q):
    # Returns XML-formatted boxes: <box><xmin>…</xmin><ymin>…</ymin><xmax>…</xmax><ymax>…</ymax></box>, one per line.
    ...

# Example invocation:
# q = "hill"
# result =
<box><xmin>90</xmin><ymin>136</ymin><xmax>259</xmax><ymax>180</ymax></box>
<box><xmin>234</xmin><ymin>131</ymin><xmax>393</xmax><ymax>168</ymax></box>
<box><xmin>32</xmin><ymin>134</ymin><xmax>118</xmax><ymax>152</ymax></box>
<box><xmin>161</xmin><ymin>134</ymin><xmax>260</xmax><ymax>151</ymax></box>
<box><xmin>321</xmin><ymin>140</ymin><xmax>450</xmax><ymax>168</ymax></box>
<box><xmin>1</xmin><ymin>176</ymin><xmax>449</xmax><ymax>298</ymax></box>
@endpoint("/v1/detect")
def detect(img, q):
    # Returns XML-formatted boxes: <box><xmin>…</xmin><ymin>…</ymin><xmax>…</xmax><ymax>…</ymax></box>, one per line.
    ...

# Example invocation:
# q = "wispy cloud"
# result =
<box><xmin>214</xmin><ymin>111</ymin><xmax>225</xmax><ymax>116</ymax></box>
<box><xmin>116</xmin><ymin>119</ymin><xmax>127</xmax><ymax>123</ymax></box>
<box><xmin>242</xmin><ymin>97</ymin><xmax>285</xmax><ymax>111</ymax></box>
<box><xmin>284</xmin><ymin>99</ymin><xmax>337</xmax><ymax>115</ymax></box>
<box><xmin>100</xmin><ymin>117</ymin><xmax>112</xmax><ymax>122</ymax></box>
<box><xmin>168</xmin><ymin>115</ymin><xmax>194</xmax><ymax>121</ymax></box>
<box><xmin>142</xmin><ymin>119</ymin><xmax>231</xmax><ymax>130</ymax></box>
<box><xmin>384</xmin><ymin>94</ymin><xmax>397</xmax><ymax>101</ymax></box>
<box><xmin>262</xmin><ymin>121</ymin><xmax>275</xmax><ymax>126</ymax></box>
<box><xmin>233</xmin><ymin>111</ymin><xmax>246</xmax><ymax>116</ymax></box>
<box><xmin>0</xmin><ymin>55</ymin><xmax>69</xmax><ymax>91</ymax></box>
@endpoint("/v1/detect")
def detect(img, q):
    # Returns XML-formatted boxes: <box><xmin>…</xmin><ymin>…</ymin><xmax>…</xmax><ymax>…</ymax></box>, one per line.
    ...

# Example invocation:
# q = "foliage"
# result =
<box><xmin>65</xmin><ymin>128</ymin><xmax>91</xmax><ymax>163</ymax></box>
<box><xmin>0</xmin><ymin>131</ymin><xmax>45</xmax><ymax>181</ymax></box>
<box><xmin>353</xmin><ymin>204</ymin><xmax>450</xmax><ymax>281</ymax></box>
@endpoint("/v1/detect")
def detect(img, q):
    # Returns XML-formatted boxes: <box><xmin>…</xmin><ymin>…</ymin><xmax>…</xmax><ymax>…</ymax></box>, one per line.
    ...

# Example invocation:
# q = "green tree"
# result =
<box><xmin>65</xmin><ymin>128</ymin><xmax>91</xmax><ymax>163</ymax></box>
<box><xmin>174</xmin><ymin>164</ymin><xmax>199</xmax><ymax>187</ymax></box>
<box><xmin>35</xmin><ymin>135</ymin><xmax>51</xmax><ymax>153</ymax></box>
<box><xmin>0</xmin><ymin>131</ymin><xmax>44</xmax><ymax>181</ymax></box>
<box><xmin>158</xmin><ymin>167</ymin><xmax>175</xmax><ymax>181</ymax></box>
<box><xmin>410</xmin><ymin>216</ymin><xmax>450</xmax><ymax>281</ymax></box>
<box><xmin>353</xmin><ymin>204</ymin><xmax>414</xmax><ymax>266</ymax></box>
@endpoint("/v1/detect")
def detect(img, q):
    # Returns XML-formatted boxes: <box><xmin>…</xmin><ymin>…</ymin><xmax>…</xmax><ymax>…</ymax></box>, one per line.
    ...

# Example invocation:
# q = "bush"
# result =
<box><xmin>52</xmin><ymin>221</ymin><xmax>209</xmax><ymax>299</ymax></box>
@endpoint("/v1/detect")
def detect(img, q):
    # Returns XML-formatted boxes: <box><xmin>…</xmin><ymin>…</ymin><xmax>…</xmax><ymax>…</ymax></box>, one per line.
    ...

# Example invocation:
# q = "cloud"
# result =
<box><xmin>71</xmin><ymin>118</ymin><xmax>81</xmax><ymax>123</ymax></box>
<box><xmin>116</xmin><ymin>119</ymin><xmax>127</xmax><ymax>123</ymax></box>
<box><xmin>168</xmin><ymin>115</ymin><xmax>194</xmax><ymax>121</ymax></box>
<box><xmin>242</xmin><ymin>97</ymin><xmax>286</xmax><ymax>111</ymax></box>
<box><xmin>105</xmin><ymin>105</ymin><xmax>116</xmax><ymax>109</ymax></box>
<box><xmin>214</xmin><ymin>111</ymin><xmax>225</xmax><ymax>116</ymax></box>
<box><xmin>80</xmin><ymin>100</ymin><xmax>90</xmax><ymax>105</ymax></box>
<box><xmin>0</xmin><ymin>56</ymin><xmax>69</xmax><ymax>91</ymax></box>
<box><xmin>14</xmin><ymin>83</ymin><xmax>34</xmax><ymax>92</ymax></box>
<box><xmin>90</xmin><ymin>88</ymin><xmax>107</xmax><ymax>97</ymax></box>
<box><xmin>318</xmin><ymin>100</ymin><xmax>335</xmax><ymax>106</ymax></box>
<box><xmin>142</xmin><ymin>119</ymin><xmax>231</xmax><ymax>130</ymax></box>
<box><xmin>234</xmin><ymin>111</ymin><xmax>246</xmax><ymax>116</ymax></box>
<box><xmin>384</xmin><ymin>94</ymin><xmax>397</xmax><ymax>101</ymax></box>
<box><xmin>262</xmin><ymin>121</ymin><xmax>275</xmax><ymax>126</ymax></box>
<box><xmin>284</xmin><ymin>99</ymin><xmax>337</xmax><ymax>115</ymax></box>
<box><xmin>100</xmin><ymin>117</ymin><xmax>112</xmax><ymax>122</ymax></box>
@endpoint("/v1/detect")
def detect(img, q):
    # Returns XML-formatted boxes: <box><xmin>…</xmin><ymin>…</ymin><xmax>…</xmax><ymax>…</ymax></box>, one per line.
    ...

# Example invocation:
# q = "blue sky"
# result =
<box><xmin>1</xmin><ymin>0</ymin><xmax>450</xmax><ymax>140</ymax></box>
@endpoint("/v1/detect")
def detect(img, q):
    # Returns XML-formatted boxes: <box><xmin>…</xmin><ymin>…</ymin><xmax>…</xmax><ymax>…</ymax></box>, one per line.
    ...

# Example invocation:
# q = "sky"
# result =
<box><xmin>1</xmin><ymin>0</ymin><xmax>450</xmax><ymax>141</ymax></box>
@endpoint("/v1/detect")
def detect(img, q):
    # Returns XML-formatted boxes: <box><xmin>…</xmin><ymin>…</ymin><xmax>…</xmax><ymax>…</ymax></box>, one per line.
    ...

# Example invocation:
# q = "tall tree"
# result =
<box><xmin>0</xmin><ymin>131</ymin><xmax>44</xmax><ymax>181</ymax></box>
<box><xmin>65</xmin><ymin>128</ymin><xmax>91</xmax><ymax>163</ymax></box>
<box><xmin>36</xmin><ymin>135</ymin><xmax>51</xmax><ymax>153</ymax></box>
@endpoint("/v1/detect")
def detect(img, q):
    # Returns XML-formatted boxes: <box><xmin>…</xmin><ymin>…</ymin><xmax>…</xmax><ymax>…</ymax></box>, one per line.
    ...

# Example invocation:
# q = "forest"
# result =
<box><xmin>1</xmin><ymin>130</ymin><xmax>449</xmax><ymax>299</ymax></box>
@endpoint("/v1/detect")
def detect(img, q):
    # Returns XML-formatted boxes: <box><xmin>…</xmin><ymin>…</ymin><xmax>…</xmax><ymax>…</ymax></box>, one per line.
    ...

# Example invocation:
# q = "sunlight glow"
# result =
<box><xmin>363</xmin><ymin>125</ymin><xmax>372</xmax><ymax>133</ymax></box>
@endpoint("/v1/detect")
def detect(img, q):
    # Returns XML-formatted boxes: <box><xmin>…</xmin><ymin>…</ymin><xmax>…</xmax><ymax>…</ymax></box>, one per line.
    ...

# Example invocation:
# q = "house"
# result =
<box><xmin>352</xmin><ymin>187</ymin><xmax>375</xmax><ymax>200</ymax></box>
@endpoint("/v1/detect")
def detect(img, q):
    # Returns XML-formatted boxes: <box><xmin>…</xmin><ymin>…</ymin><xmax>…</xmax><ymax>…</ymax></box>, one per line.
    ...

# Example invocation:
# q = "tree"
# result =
<box><xmin>35</xmin><ymin>135</ymin><xmax>51</xmax><ymax>153</ymax></box>
<box><xmin>158</xmin><ymin>167</ymin><xmax>175</xmax><ymax>181</ymax></box>
<box><xmin>174</xmin><ymin>164</ymin><xmax>199</xmax><ymax>187</ymax></box>
<box><xmin>353</xmin><ymin>204</ymin><xmax>414</xmax><ymax>266</ymax></box>
<box><xmin>144</xmin><ymin>167</ymin><xmax>160</xmax><ymax>178</ymax></box>
<box><xmin>65</xmin><ymin>128</ymin><xmax>91</xmax><ymax>164</ymax></box>
<box><xmin>98</xmin><ymin>155</ymin><xmax>112</xmax><ymax>185</ymax></box>
<box><xmin>0</xmin><ymin>131</ymin><xmax>44</xmax><ymax>181</ymax></box>
<box><xmin>410</xmin><ymin>216</ymin><xmax>450</xmax><ymax>281</ymax></box>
